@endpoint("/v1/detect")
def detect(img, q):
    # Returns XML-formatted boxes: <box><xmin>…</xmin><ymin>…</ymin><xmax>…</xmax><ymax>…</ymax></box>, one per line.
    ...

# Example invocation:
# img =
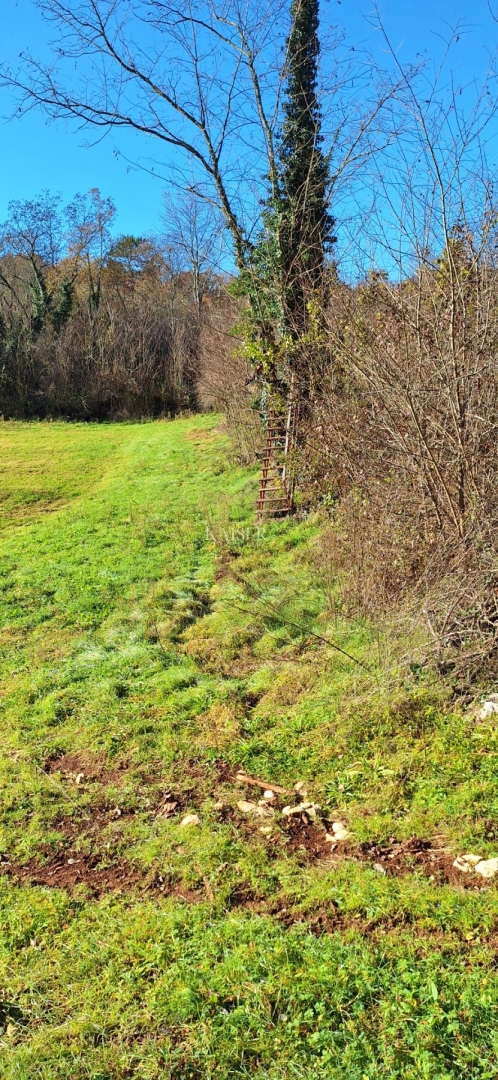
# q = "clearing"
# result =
<box><xmin>0</xmin><ymin>416</ymin><xmax>497</xmax><ymax>1078</ymax></box>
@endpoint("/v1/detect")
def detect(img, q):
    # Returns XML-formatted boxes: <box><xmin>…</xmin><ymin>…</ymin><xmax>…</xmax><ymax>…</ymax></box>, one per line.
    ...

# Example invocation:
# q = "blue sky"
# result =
<box><xmin>0</xmin><ymin>0</ymin><xmax>497</xmax><ymax>242</ymax></box>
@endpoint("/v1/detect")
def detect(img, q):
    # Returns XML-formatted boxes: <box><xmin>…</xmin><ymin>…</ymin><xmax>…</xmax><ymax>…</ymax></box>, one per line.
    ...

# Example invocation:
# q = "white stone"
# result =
<box><xmin>282</xmin><ymin>801</ymin><xmax>320</xmax><ymax>818</ymax></box>
<box><xmin>180</xmin><ymin>813</ymin><xmax>200</xmax><ymax>827</ymax></box>
<box><xmin>262</xmin><ymin>790</ymin><xmax>276</xmax><ymax>801</ymax></box>
<box><xmin>477</xmin><ymin>699</ymin><xmax>498</xmax><ymax>720</ymax></box>
<box><xmin>453</xmin><ymin>854</ymin><xmax>483</xmax><ymax>872</ymax></box>
<box><xmin>475</xmin><ymin>857</ymin><xmax>498</xmax><ymax>879</ymax></box>
<box><xmin>331</xmin><ymin>821</ymin><xmax>349</xmax><ymax>841</ymax></box>
<box><xmin>237</xmin><ymin>800</ymin><xmax>272</xmax><ymax>817</ymax></box>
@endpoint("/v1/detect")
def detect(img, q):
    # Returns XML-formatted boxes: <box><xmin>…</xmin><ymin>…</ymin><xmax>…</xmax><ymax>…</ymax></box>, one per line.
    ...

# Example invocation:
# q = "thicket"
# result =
<box><xmin>302</xmin><ymin>246</ymin><xmax>498</xmax><ymax>682</ymax></box>
<box><xmin>296</xmin><ymin>52</ymin><xmax>498</xmax><ymax>682</ymax></box>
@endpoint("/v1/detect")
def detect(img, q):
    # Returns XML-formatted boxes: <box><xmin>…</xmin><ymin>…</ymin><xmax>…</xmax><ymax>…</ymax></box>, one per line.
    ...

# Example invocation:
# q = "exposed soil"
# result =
<box><xmin>0</xmin><ymin>833</ymin><xmax>493</xmax><ymax>908</ymax></box>
<box><xmin>272</xmin><ymin>900</ymin><xmax>345</xmax><ymax>935</ymax></box>
<box><xmin>283</xmin><ymin>817</ymin><xmax>334</xmax><ymax>862</ymax></box>
<box><xmin>43</xmin><ymin>751</ymin><xmax>135</xmax><ymax>786</ymax></box>
<box><xmin>0</xmin><ymin>848</ymin><xmax>145</xmax><ymax>897</ymax></box>
<box><xmin>351</xmin><ymin>836</ymin><xmax>484</xmax><ymax>887</ymax></box>
<box><xmin>216</xmin><ymin>773</ymin><xmax>496</xmax><ymax>884</ymax></box>
<box><xmin>43</xmin><ymin>751</ymin><xmax>229</xmax><ymax>814</ymax></box>
<box><xmin>3</xmin><ymin>758</ymin><xmax>496</xmax><ymax>898</ymax></box>
<box><xmin>0</xmin><ymin>787</ymin><xmax>183</xmax><ymax>897</ymax></box>
<box><xmin>284</xmin><ymin>827</ymin><xmax>495</xmax><ymax>888</ymax></box>
<box><xmin>226</xmin><ymin>894</ymin><xmax>498</xmax><ymax>946</ymax></box>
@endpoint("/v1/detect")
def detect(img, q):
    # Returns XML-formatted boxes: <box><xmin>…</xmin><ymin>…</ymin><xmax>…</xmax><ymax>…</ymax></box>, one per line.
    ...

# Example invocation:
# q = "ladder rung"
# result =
<box><xmin>259</xmin><ymin>498</ymin><xmax>290</xmax><ymax>504</ymax></box>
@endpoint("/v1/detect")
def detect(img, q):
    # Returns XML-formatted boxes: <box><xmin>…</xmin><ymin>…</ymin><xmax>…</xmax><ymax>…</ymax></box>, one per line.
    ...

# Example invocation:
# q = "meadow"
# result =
<box><xmin>0</xmin><ymin>416</ymin><xmax>497</xmax><ymax>1078</ymax></box>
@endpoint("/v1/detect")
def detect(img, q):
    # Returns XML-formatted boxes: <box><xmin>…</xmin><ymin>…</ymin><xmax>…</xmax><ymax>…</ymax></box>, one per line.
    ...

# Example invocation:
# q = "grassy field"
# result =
<box><xmin>1</xmin><ymin>415</ymin><xmax>498</xmax><ymax>1079</ymax></box>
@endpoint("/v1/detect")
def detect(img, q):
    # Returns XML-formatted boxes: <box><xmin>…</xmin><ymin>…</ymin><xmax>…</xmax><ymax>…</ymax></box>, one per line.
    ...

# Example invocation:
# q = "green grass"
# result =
<box><xmin>1</xmin><ymin>415</ymin><xmax>498</xmax><ymax>1078</ymax></box>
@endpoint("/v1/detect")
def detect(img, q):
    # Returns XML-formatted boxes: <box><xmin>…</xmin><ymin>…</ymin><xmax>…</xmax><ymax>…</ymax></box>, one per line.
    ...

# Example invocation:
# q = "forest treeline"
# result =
<box><xmin>0</xmin><ymin>188</ymin><xmax>239</xmax><ymax>421</ymax></box>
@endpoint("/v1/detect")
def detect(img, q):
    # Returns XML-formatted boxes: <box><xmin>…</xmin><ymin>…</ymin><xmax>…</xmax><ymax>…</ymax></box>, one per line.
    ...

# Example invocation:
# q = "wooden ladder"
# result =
<box><xmin>256</xmin><ymin>394</ymin><xmax>299</xmax><ymax>520</ymax></box>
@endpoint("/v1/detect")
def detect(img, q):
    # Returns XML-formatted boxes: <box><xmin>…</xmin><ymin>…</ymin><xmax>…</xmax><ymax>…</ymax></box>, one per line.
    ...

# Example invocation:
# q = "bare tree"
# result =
<box><xmin>65</xmin><ymin>188</ymin><xmax>116</xmax><ymax>313</ymax></box>
<box><xmin>1</xmin><ymin>1</ymin><xmax>398</xmax><ymax>274</ymax></box>
<box><xmin>0</xmin><ymin>191</ymin><xmax>65</xmax><ymax>320</ymax></box>
<box><xmin>162</xmin><ymin>190</ymin><xmax>224</xmax><ymax>309</ymax></box>
<box><xmin>1</xmin><ymin>0</ymin><xmax>285</xmax><ymax>266</ymax></box>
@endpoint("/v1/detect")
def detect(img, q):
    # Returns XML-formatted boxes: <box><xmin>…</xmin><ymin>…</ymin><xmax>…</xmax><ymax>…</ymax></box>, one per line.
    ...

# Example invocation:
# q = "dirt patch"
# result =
<box><xmin>42</xmin><ymin>753</ymin><xmax>196</xmax><ymax>816</ymax></box>
<box><xmin>0</xmin><ymin>842</ymin><xmax>210</xmax><ymax>900</ymax></box>
<box><xmin>39</xmin><ymin>753</ymin><xmax>243</xmax><ymax>826</ymax></box>
<box><xmin>6</xmin><ymin>751</ymin><xmax>497</xmax><ymax>898</ymax></box>
<box><xmin>43</xmin><ymin>751</ymin><xmax>129</xmax><ymax>786</ymax></box>
<box><xmin>351</xmin><ymin>836</ymin><xmax>489</xmax><ymax>887</ymax></box>
<box><xmin>43</xmin><ymin>752</ymin><xmax>177</xmax><ymax>788</ymax></box>
<box><xmin>0</xmin><ymin>849</ymin><xmax>144</xmax><ymax>897</ymax></box>
<box><xmin>224</xmin><ymin>776</ymin><xmax>498</xmax><ymax>885</ymax></box>
<box><xmin>272</xmin><ymin>901</ymin><xmax>344</xmax><ymax>934</ymax></box>
<box><xmin>268</xmin><ymin>902</ymin><xmax>479</xmax><ymax>942</ymax></box>
<box><xmin>0</xmin><ymin>758</ymin><xmax>235</xmax><ymax>898</ymax></box>
<box><xmin>0</xmin><ymin>789</ymin><xmax>185</xmax><ymax>897</ymax></box>
<box><xmin>280</xmin><ymin>824</ymin><xmax>496</xmax><ymax>885</ymax></box>
<box><xmin>283</xmin><ymin>818</ymin><xmax>334</xmax><ymax>863</ymax></box>
<box><xmin>226</xmin><ymin>882</ymin><xmax>267</xmax><ymax>910</ymax></box>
